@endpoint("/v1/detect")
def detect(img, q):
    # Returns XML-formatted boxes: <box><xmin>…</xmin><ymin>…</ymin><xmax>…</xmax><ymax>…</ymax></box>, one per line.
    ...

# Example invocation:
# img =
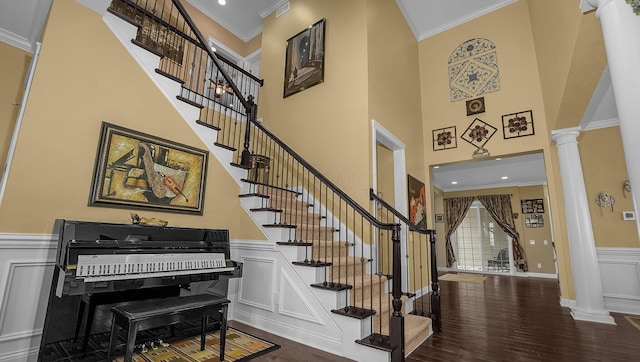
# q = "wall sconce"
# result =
<box><xmin>512</xmin><ymin>212</ymin><xmax>519</xmax><ymax>219</ymax></box>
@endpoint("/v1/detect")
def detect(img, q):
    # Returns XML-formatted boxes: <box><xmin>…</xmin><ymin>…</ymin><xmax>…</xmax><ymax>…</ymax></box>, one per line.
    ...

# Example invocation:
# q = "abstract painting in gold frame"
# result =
<box><xmin>89</xmin><ymin>122</ymin><xmax>208</xmax><ymax>214</ymax></box>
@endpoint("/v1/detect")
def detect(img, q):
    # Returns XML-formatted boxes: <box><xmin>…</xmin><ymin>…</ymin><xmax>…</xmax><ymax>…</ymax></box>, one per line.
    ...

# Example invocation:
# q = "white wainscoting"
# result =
<box><xmin>597</xmin><ymin>247</ymin><xmax>640</xmax><ymax>315</ymax></box>
<box><xmin>229</xmin><ymin>240</ymin><xmax>345</xmax><ymax>354</ymax></box>
<box><xmin>0</xmin><ymin>233</ymin><xmax>57</xmax><ymax>362</ymax></box>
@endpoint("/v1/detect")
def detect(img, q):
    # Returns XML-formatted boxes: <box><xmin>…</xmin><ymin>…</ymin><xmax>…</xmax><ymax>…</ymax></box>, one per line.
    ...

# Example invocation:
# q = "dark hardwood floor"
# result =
<box><xmin>233</xmin><ymin>274</ymin><xmax>640</xmax><ymax>361</ymax></box>
<box><xmin>229</xmin><ymin>320</ymin><xmax>353</xmax><ymax>362</ymax></box>
<box><xmin>408</xmin><ymin>273</ymin><xmax>640</xmax><ymax>361</ymax></box>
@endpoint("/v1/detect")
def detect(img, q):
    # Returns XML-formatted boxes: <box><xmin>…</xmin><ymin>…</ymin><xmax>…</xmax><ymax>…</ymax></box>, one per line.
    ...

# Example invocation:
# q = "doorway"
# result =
<box><xmin>453</xmin><ymin>201</ymin><xmax>512</xmax><ymax>273</ymax></box>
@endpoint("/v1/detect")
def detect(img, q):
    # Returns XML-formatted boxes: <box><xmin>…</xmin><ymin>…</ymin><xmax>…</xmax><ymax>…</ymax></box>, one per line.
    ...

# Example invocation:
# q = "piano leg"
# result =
<box><xmin>82</xmin><ymin>297</ymin><xmax>97</xmax><ymax>352</ymax></box>
<box><xmin>73</xmin><ymin>299</ymin><xmax>86</xmax><ymax>343</ymax></box>
<box><xmin>108</xmin><ymin>314</ymin><xmax>118</xmax><ymax>360</ymax></box>
<box><xmin>201</xmin><ymin>316</ymin><xmax>208</xmax><ymax>350</ymax></box>
<box><xmin>220</xmin><ymin>303</ymin><xmax>228</xmax><ymax>361</ymax></box>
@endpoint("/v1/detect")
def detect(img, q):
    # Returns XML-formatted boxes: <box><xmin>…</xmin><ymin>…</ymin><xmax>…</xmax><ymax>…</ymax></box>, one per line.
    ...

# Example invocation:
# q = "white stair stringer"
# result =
<box><xmin>104</xmin><ymin>11</ymin><xmax>392</xmax><ymax>361</ymax></box>
<box><xmin>103</xmin><ymin>11</ymin><xmax>246</xmax><ymax>186</ymax></box>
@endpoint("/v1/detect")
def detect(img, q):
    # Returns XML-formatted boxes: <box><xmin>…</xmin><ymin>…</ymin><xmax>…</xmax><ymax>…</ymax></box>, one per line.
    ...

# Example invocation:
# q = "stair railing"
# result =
<box><xmin>370</xmin><ymin>189</ymin><xmax>441</xmax><ymax>334</ymax></box>
<box><xmin>108</xmin><ymin>0</ymin><xmax>262</xmax><ymax>160</ymax></box>
<box><xmin>109</xmin><ymin>0</ymin><xmax>416</xmax><ymax>359</ymax></box>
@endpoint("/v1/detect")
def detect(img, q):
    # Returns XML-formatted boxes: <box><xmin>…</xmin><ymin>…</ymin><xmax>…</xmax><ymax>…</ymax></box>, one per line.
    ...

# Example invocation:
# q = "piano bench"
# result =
<box><xmin>107</xmin><ymin>294</ymin><xmax>230</xmax><ymax>362</ymax></box>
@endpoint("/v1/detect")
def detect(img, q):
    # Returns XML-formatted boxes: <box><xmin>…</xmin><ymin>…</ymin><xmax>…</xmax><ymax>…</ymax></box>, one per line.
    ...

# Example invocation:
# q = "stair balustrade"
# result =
<box><xmin>107</xmin><ymin>0</ymin><xmax>439</xmax><ymax>359</ymax></box>
<box><xmin>370</xmin><ymin>189</ymin><xmax>441</xmax><ymax>334</ymax></box>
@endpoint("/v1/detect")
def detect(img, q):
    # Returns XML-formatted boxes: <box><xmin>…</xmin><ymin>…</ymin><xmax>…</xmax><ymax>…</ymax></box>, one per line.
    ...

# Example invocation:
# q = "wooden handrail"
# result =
<box><xmin>171</xmin><ymin>0</ymin><xmax>250</xmax><ymax>111</ymax></box>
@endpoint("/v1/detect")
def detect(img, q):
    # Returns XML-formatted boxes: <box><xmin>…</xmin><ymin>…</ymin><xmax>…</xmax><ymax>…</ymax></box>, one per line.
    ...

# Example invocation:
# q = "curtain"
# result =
<box><xmin>444</xmin><ymin>197</ymin><xmax>474</xmax><ymax>267</ymax></box>
<box><xmin>477</xmin><ymin>194</ymin><xmax>528</xmax><ymax>272</ymax></box>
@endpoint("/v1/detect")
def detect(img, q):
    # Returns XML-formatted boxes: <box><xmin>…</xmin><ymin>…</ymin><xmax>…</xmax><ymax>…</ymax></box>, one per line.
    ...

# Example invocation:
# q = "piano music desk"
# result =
<box><xmin>108</xmin><ymin>294</ymin><xmax>229</xmax><ymax>362</ymax></box>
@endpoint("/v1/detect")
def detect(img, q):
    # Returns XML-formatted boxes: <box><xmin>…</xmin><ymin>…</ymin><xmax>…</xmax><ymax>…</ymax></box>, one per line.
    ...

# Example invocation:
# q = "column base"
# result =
<box><xmin>570</xmin><ymin>307</ymin><xmax>616</xmax><ymax>325</ymax></box>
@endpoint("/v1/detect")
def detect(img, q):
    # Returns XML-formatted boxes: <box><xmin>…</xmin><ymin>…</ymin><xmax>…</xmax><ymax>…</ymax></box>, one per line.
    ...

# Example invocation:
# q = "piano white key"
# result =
<box><xmin>80</xmin><ymin>266</ymin><xmax>236</xmax><ymax>282</ymax></box>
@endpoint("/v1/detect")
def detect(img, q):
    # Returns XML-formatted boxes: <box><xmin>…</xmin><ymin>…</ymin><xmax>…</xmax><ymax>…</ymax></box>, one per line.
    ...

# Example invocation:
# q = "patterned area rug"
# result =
<box><xmin>113</xmin><ymin>328</ymin><xmax>279</xmax><ymax>362</ymax></box>
<box><xmin>625</xmin><ymin>315</ymin><xmax>640</xmax><ymax>332</ymax></box>
<box><xmin>39</xmin><ymin>323</ymin><xmax>279</xmax><ymax>362</ymax></box>
<box><xmin>439</xmin><ymin>273</ymin><xmax>487</xmax><ymax>283</ymax></box>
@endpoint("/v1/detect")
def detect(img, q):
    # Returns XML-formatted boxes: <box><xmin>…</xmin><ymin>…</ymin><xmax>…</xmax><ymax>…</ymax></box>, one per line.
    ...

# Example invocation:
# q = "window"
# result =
<box><xmin>454</xmin><ymin>201</ymin><xmax>511</xmax><ymax>272</ymax></box>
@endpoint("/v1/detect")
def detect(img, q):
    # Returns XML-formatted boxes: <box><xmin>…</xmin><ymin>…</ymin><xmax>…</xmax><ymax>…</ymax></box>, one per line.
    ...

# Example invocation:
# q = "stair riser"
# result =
<box><xmin>293</xmin><ymin>227</ymin><xmax>336</xmax><ymax>242</ymax></box>
<box><xmin>310</xmin><ymin>246</ymin><xmax>351</xmax><ymax>260</ymax></box>
<box><xmin>349</xmin><ymin>280</ymin><xmax>387</xmax><ymax>306</ymax></box>
<box><xmin>280</xmin><ymin>213</ymin><xmax>324</xmax><ymax>225</ymax></box>
<box><xmin>269</xmin><ymin>199</ymin><xmax>309</xmax><ymax>210</ymax></box>
<box><xmin>329</xmin><ymin>263</ymin><xmax>366</xmax><ymax>279</ymax></box>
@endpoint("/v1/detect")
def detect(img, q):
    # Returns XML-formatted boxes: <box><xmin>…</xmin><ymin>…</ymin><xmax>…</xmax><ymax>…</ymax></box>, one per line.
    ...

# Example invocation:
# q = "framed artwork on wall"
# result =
<box><xmin>283</xmin><ymin>18</ymin><xmax>326</xmax><ymax>98</ymax></box>
<box><xmin>408</xmin><ymin>174</ymin><xmax>427</xmax><ymax>229</ymax></box>
<box><xmin>521</xmin><ymin>198</ymin><xmax>544</xmax><ymax>214</ymax></box>
<box><xmin>88</xmin><ymin>122</ymin><xmax>209</xmax><ymax>215</ymax></box>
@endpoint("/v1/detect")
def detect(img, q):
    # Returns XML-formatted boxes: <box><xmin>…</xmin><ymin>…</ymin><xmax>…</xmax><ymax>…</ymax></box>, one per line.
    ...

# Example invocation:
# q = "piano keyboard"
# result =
<box><xmin>76</xmin><ymin>253</ymin><xmax>233</xmax><ymax>282</ymax></box>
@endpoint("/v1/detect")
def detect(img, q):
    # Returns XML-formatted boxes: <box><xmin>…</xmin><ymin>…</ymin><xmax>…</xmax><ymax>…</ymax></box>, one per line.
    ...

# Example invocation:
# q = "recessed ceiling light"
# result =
<box><xmin>433</xmin><ymin>166</ymin><xmax>440</xmax><ymax>169</ymax></box>
<box><xmin>495</xmin><ymin>158</ymin><xmax>502</xmax><ymax>161</ymax></box>
<box><xmin>218</xmin><ymin>0</ymin><xmax>226</xmax><ymax>5</ymax></box>
<box><xmin>501</xmin><ymin>176</ymin><xmax>508</xmax><ymax>180</ymax></box>
<box><xmin>451</xmin><ymin>181</ymin><xmax>458</xmax><ymax>185</ymax></box>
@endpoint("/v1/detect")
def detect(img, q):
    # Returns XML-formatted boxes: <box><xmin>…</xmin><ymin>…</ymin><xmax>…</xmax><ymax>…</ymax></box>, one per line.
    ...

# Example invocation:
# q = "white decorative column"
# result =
<box><xmin>583</xmin><ymin>0</ymin><xmax>640</xmax><ymax>236</ymax></box>
<box><xmin>551</xmin><ymin>127</ymin><xmax>615</xmax><ymax>324</ymax></box>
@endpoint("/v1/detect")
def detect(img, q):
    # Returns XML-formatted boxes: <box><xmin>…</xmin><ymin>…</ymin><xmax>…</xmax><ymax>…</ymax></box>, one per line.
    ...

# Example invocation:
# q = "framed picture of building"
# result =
<box><xmin>88</xmin><ymin>122</ymin><xmax>208</xmax><ymax>214</ymax></box>
<box><xmin>283</xmin><ymin>18</ymin><xmax>326</xmax><ymax>98</ymax></box>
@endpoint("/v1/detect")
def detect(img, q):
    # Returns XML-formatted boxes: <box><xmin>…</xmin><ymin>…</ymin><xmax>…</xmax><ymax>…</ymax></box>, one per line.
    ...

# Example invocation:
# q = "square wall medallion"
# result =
<box><xmin>466</xmin><ymin>97</ymin><xmax>485</xmax><ymax>116</ymax></box>
<box><xmin>461</xmin><ymin>118</ymin><xmax>496</xmax><ymax>148</ymax></box>
<box><xmin>432</xmin><ymin>126</ymin><xmax>457</xmax><ymax>151</ymax></box>
<box><xmin>502</xmin><ymin>110</ymin><xmax>534</xmax><ymax>139</ymax></box>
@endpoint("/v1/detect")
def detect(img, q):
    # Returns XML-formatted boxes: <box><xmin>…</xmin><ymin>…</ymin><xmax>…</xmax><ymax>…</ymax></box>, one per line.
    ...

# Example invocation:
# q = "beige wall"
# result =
<box><xmin>183</xmin><ymin>1</ymin><xmax>261</xmax><ymax>57</ymax></box>
<box><xmin>418</xmin><ymin>0</ymin><xmax>581</xmax><ymax>298</ymax></box>
<box><xmin>579</xmin><ymin>127</ymin><xmax>639</xmax><ymax>247</ymax></box>
<box><xmin>0</xmin><ymin>43</ymin><xmax>31</xmax><ymax>175</ymax></box>
<box><xmin>366</xmin><ymin>0</ymin><xmax>425</xmax><ymax>196</ymax></box>
<box><xmin>0</xmin><ymin>0</ymin><xmax>264</xmax><ymax>241</ymax></box>
<box><xmin>259</xmin><ymin>0</ymin><xmax>371</xmax><ymax>206</ymax></box>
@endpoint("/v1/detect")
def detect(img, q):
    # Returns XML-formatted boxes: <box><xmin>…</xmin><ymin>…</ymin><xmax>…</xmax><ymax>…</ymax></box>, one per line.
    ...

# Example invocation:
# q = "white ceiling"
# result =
<box><xmin>0</xmin><ymin>0</ymin><xmax>617</xmax><ymax>193</ymax></box>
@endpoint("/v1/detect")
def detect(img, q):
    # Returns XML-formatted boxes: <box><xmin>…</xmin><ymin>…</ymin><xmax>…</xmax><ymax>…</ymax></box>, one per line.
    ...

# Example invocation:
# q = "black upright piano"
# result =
<box><xmin>38</xmin><ymin>219</ymin><xmax>242</xmax><ymax>361</ymax></box>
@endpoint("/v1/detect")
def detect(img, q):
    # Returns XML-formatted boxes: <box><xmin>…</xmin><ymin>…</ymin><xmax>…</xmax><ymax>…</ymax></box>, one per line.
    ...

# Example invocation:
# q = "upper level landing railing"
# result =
<box><xmin>108</xmin><ymin>0</ymin><xmax>262</xmax><ymax>148</ymax></box>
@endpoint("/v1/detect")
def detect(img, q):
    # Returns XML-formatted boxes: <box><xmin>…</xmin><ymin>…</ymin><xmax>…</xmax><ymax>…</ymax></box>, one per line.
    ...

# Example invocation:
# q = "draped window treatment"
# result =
<box><xmin>477</xmin><ymin>194</ymin><xmax>528</xmax><ymax>272</ymax></box>
<box><xmin>444</xmin><ymin>197</ymin><xmax>474</xmax><ymax>267</ymax></box>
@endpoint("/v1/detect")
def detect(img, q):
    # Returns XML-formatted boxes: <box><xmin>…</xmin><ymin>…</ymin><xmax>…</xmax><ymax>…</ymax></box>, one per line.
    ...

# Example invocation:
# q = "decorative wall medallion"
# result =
<box><xmin>432</xmin><ymin>126</ymin><xmax>457</xmax><ymax>151</ymax></box>
<box><xmin>466</xmin><ymin>97</ymin><xmax>485</xmax><ymax>116</ymax></box>
<box><xmin>461</xmin><ymin>118</ymin><xmax>496</xmax><ymax>148</ymax></box>
<box><xmin>502</xmin><ymin>110</ymin><xmax>534</xmax><ymax>139</ymax></box>
<box><xmin>448</xmin><ymin>38</ymin><xmax>500</xmax><ymax>102</ymax></box>
<box><xmin>626</xmin><ymin>0</ymin><xmax>640</xmax><ymax>15</ymax></box>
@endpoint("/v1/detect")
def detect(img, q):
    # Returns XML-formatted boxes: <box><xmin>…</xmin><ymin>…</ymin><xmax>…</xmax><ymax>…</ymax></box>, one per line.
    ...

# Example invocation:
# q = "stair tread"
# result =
<box><xmin>404</xmin><ymin>314</ymin><xmax>432</xmax><ymax>356</ymax></box>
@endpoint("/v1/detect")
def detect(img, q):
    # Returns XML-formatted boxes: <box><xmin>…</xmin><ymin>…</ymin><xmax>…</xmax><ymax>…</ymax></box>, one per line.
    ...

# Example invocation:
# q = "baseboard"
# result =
<box><xmin>231</xmin><ymin>309</ymin><xmax>343</xmax><ymax>355</ymax></box>
<box><xmin>0</xmin><ymin>347</ymin><xmax>37</xmax><ymax>362</ymax></box>
<box><xmin>437</xmin><ymin>266</ymin><xmax>557</xmax><ymax>279</ymax></box>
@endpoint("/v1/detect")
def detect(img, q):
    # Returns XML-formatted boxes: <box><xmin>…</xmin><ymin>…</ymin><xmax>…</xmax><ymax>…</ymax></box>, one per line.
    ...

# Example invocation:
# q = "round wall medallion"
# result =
<box><xmin>466</xmin><ymin>97</ymin><xmax>485</xmax><ymax>115</ymax></box>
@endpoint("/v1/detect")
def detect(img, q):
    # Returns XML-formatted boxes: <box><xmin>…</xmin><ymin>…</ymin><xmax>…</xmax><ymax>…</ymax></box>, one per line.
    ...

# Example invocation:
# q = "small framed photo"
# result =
<box><xmin>435</xmin><ymin>214</ymin><xmax>444</xmax><ymax>223</ymax></box>
<box><xmin>623</xmin><ymin>211</ymin><xmax>636</xmax><ymax>221</ymax></box>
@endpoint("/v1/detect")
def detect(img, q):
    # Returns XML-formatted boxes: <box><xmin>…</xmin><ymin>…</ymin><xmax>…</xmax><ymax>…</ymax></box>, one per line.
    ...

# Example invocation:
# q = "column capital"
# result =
<box><xmin>581</xmin><ymin>0</ymin><xmax>615</xmax><ymax>12</ymax></box>
<box><xmin>551</xmin><ymin>127</ymin><xmax>581</xmax><ymax>145</ymax></box>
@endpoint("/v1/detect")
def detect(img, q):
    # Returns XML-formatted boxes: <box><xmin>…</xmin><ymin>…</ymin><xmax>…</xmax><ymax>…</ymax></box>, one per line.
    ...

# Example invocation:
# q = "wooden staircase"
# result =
<box><xmin>240</xmin><ymin>182</ymin><xmax>432</xmax><ymax>357</ymax></box>
<box><xmin>101</xmin><ymin>3</ymin><xmax>433</xmax><ymax>360</ymax></box>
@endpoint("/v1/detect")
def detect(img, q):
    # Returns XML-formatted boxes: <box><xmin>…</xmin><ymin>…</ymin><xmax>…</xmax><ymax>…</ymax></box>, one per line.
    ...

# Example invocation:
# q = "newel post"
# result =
<box><xmin>429</xmin><ymin>230</ymin><xmax>441</xmax><ymax>333</ymax></box>
<box><xmin>241</xmin><ymin>95</ymin><xmax>257</xmax><ymax>167</ymax></box>
<box><xmin>390</xmin><ymin>223</ymin><xmax>405</xmax><ymax>362</ymax></box>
